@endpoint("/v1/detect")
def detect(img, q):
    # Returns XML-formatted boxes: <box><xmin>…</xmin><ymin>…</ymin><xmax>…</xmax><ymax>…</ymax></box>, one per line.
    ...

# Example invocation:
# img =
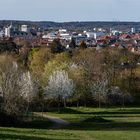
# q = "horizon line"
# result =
<box><xmin>1</xmin><ymin>19</ymin><xmax>140</xmax><ymax>23</ymax></box>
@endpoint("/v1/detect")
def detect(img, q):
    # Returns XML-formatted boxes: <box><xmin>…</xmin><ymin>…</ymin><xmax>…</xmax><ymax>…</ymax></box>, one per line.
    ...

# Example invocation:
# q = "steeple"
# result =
<box><xmin>10</xmin><ymin>21</ymin><xmax>13</xmax><ymax>28</ymax></box>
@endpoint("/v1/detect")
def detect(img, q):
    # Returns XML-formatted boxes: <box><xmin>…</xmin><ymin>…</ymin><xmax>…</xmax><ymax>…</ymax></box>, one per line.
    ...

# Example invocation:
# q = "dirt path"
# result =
<box><xmin>43</xmin><ymin>114</ymin><xmax>70</xmax><ymax>129</ymax></box>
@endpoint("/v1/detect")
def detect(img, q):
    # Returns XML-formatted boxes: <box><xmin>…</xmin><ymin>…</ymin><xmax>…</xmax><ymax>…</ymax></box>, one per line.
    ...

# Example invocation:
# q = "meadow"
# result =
<box><xmin>0</xmin><ymin>107</ymin><xmax>140</xmax><ymax>140</ymax></box>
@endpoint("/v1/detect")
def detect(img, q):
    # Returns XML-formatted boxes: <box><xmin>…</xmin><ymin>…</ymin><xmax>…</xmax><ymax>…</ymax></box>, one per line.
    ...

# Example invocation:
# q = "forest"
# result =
<box><xmin>0</xmin><ymin>38</ymin><xmax>140</xmax><ymax>123</ymax></box>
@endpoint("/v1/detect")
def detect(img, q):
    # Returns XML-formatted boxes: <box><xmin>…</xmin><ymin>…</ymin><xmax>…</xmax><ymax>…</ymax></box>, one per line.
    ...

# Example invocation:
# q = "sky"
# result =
<box><xmin>0</xmin><ymin>0</ymin><xmax>140</xmax><ymax>22</ymax></box>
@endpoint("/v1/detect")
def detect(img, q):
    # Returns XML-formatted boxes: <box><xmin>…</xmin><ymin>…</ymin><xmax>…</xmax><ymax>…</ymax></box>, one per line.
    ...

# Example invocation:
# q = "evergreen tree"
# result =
<box><xmin>69</xmin><ymin>38</ymin><xmax>76</xmax><ymax>49</ymax></box>
<box><xmin>51</xmin><ymin>39</ymin><xmax>64</xmax><ymax>53</ymax></box>
<box><xmin>79</xmin><ymin>41</ymin><xmax>87</xmax><ymax>49</ymax></box>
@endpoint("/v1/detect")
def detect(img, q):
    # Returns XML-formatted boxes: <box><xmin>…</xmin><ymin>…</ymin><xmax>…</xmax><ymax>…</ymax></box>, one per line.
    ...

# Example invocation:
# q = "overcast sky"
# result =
<box><xmin>0</xmin><ymin>0</ymin><xmax>140</xmax><ymax>22</ymax></box>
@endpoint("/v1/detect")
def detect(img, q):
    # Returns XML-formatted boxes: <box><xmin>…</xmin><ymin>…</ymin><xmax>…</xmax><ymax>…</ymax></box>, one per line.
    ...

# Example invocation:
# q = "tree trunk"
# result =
<box><xmin>25</xmin><ymin>101</ymin><xmax>30</xmax><ymax>116</ymax></box>
<box><xmin>58</xmin><ymin>96</ymin><xmax>61</xmax><ymax>112</ymax></box>
<box><xmin>58</xmin><ymin>101</ymin><xmax>60</xmax><ymax>112</ymax></box>
<box><xmin>122</xmin><ymin>95</ymin><xmax>125</xmax><ymax>108</ymax></box>
<box><xmin>63</xmin><ymin>98</ymin><xmax>66</xmax><ymax>108</ymax></box>
<box><xmin>77</xmin><ymin>100</ymin><xmax>79</xmax><ymax>108</ymax></box>
<box><xmin>98</xmin><ymin>92</ymin><xmax>101</xmax><ymax>108</ymax></box>
<box><xmin>41</xmin><ymin>103</ymin><xmax>44</xmax><ymax>119</ymax></box>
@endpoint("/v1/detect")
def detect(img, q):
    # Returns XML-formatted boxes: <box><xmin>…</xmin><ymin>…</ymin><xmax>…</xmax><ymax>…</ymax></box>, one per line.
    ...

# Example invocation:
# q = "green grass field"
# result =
<box><xmin>0</xmin><ymin>107</ymin><xmax>140</xmax><ymax>140</ymax></box>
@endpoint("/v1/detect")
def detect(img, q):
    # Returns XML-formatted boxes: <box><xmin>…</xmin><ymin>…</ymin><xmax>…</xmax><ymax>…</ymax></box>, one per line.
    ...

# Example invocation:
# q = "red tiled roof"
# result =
<box><xmin>120</xmin><ymin>34</ymin><xmax>131</xmax><ymax>39</ymax></box>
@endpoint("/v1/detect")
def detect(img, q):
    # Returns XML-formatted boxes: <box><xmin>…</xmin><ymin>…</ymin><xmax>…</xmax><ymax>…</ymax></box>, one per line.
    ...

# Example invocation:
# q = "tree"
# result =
<box><xmin>79</xmin><ymin>41</ymin><xmax>87</xmax><ymax>49</ymax></box>
<box><xmin>43</xmin><ymin>52</ymin><xmax>72</xmax><ymax>85</ymax></box>
<box><xmin>18</xmin><ymin>45</ymin><xmax>31</xmax><ymax>67</ymax></box>
<box><xmin>45</xmin><ymin>70</ymin><xmax>75</xmax><ymax>109</ymax></box>
<box><xmin>101</xmin><ymin>48</ymin><xmax>121</xmax><ymax>87</ymax></box>
<box><xmin>69</xmin><ymin>38</ymin><xmax>77</xmax><ymax>49</ymax></box>
<box><xmin>51</xmin><ymin>39</ymin><xmax>64</xmax><ymax>53</ymax></box>
<box><xmin>0</xmin><ymin>38</ymin><xmax>19</xmax><ymax>53</ymax></box>
<box><xmin>29</xmin><ymin>47</ymin><xmax>54</xmax><ymax>82</ymax></box>
<box><xmin>68</xmin><ymin>64</ymin><xmax>90</xmax><ymax>107</ymax></box>
<box><xmin>0</xmin><ymin>55</ymin><xmax>36</xmax><ymax>117</ymax></box>
<box><xmin>72</xmin><ymin>48</ymin><xmax>103</xmax><ymax>81</ymax></box>
<box><xmin>90</xmin><ymin>74</ymin><xmax>108</xmax><ymax>108</ymax></box>
<box><xmin>107</xmin><ymin>86</ymin><xmax>133</xmax><ymax>106</ymax></box>
<box><xmin>20</xmin><ymin>71</ymin><xmax>37</xmax><ymax>113</ymax></box>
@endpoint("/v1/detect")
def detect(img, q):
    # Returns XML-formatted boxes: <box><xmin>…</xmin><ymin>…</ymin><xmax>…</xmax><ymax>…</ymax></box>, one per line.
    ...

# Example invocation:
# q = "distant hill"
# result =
<box><xmin>0</xmin><ymin>20</ymin><xmax>140</xmax><ymax>30</ymax></box>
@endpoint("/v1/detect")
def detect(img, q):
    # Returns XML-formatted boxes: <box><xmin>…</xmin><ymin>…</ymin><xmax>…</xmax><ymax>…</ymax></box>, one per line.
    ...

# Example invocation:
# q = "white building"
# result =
<box><xmin>59</xmin><ymin>29</ymin><xmax>71</xmax><ymax>40</ymax></box>
<box><xmin>111</xmin><ymin>30</ymin><xmax>121</xmax><ymax>36</ymax></box>
<box><xmin>84</xmin><ymin>31</ymin><xmax>105</xmax><ymax>39</ymax></box>
<box><xmin>5</xmin><ymin>26</ymin><xmax>11</xmax><ymax>37</ymax></box>
<box><xmin>21</xmin><ymin>25</ymin><xmax>28</xmax><ymax>32</ymax></box>
<box><xmin>131</xmin><ymin>28</ymin><xmax>136</xmax><ymax>33</ymax></box>
<box><xmin>42</xmin><ymin>32</ymin><xmax>57</xmax><ymax>41</ymax></box>
<box><xmin>85</xmin><ymin>32</ymin><xmax>95</xmax><ymax>38</ymax></box>
<box><xmin>59</xmin><ymin>29</ymin><xmax>67</xmax><ymax>33</ymax></box>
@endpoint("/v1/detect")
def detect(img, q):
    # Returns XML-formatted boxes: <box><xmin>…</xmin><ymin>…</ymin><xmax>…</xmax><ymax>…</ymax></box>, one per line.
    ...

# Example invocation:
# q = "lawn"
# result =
<box><xmin>0</xmin><ymin>107</ymin><xmax>140</xmax><ymax>140</ymax></box>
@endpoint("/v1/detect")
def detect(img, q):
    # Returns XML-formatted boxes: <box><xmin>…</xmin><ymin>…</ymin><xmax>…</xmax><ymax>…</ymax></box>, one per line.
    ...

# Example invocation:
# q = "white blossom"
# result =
<box><xmin>45</xmin><ymin>70</ymin><xmax>74</xmax><ymax>100</ymax></box>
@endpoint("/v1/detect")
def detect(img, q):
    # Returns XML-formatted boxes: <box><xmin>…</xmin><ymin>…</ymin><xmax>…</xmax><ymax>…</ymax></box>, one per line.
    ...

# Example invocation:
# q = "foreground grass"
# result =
<box><xmin>0</xmin><ymin>127</ymin><xmax>140</xmax><ymax>140</ymax></box>
<box><xmin>0</xmin><ymin>107</ymin><xmax>140</xmax><ymax>140</ymax></box>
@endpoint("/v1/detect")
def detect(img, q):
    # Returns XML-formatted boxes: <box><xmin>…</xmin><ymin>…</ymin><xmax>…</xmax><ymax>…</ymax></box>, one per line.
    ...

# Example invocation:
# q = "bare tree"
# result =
<box><xmin>90</xmin><ymin>74</ymin><xmax>108</xmax><ymax>108</ymax></box>
<box><xmin>45</xmin><ymin>70</ymin><xmax>75</xmax><ymax>109</ymax></box>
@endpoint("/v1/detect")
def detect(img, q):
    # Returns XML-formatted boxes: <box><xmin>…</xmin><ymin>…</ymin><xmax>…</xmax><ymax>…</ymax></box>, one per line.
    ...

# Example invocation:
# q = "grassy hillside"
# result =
<box><xmin>0</xmin><ymin>107</ymin><xmax>140</xmax><ymax>140</ymax></box>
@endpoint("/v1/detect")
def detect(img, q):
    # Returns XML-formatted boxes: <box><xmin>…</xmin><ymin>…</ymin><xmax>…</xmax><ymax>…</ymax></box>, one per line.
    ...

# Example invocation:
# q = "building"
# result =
<box><xmin>4</xmin><ymin>22</ymin><xmax>14</xmax><ymax>37</ymax></box>
<box><xmin>131</xmin><ymin>28</ymin><xmax>136</xmax><ymax>34</ymax></box>
<box><xmin>93</xmin><ymin>32</ymin><xmax>105</xmax><ymax>40</ymax></box>
<box><xmin>0</xmin><ymin>30</ymin><xmax>4</xmax><ymax>37</ymax></box>
<box><xmin>83</xmin><ymin>31</ymin><xmax>105</xmax><ymax>40</ymax></box>
<box><xmin>58</xmin><ymin>29</ymin><xmax>71</xmax><ymax>40</ymax></box>
<box><xmin>21</xmin><ymin>25</ymin><xmax>28</xmax><ymax>32</ymax></box>
<box><xmin>42</xmin><ymin>32</ymin><xmax>57</xmax><ymax>42</ymax></box>
<box><xmin>72</xmin><ymin>34</ymin><xmax>87</xmax><ymax>45</ymax></box>
<box><xmin>85</xmin><ymin>32</ymin><xmax>95</xmax><ymax>38</ymax></box>
<box><xmin>111</xmin><ymin>30</ymin><xmax>121</xmax><ymax>36</ymax></box>
<box><xmin>5</xmin><ymin>26</ymin><xmax>11</xmax><ymax>37</ymax></box>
